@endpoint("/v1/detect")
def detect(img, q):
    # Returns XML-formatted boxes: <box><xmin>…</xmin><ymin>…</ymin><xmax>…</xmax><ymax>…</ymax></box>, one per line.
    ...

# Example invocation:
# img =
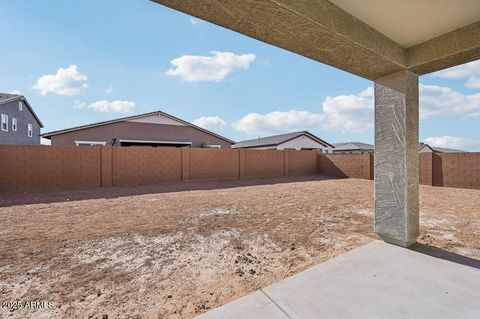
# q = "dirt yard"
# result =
<box><xmin>0</xmin><ymin>176</ymin><xmax>479</xmax><ymax>319</ymax></box>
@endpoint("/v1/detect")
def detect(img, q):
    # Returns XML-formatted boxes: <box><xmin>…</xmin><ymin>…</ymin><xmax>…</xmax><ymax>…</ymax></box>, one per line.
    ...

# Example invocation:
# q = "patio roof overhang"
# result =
<box><xmin>152</xmin><ymin>0</ymin><xmax>480</xmax><ymax>248</ymax></box>
<box><xmin>152</xmin><ymin>0</ymin><xmax>480</xmax><ymax>80</ymax></box>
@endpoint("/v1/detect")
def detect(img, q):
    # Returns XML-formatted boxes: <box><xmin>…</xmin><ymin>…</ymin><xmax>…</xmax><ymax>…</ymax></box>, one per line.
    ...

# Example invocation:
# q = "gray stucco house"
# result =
<box><xmin>41</xmin><ymin>110</ymin><xmax>234</xmax><ymax>148</ymax></box>
<box><xmin>0</xmin><ymin>93</ymin><xmax>43</xmax><ymax>145</ymax></box>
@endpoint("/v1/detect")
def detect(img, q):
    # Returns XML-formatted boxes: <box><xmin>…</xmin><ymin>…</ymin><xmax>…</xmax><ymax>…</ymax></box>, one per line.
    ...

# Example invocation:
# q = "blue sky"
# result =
<box><xmin>1</xmin><ymin>0</ymin><xmax>480</xmax><ymax>150</ymax></box>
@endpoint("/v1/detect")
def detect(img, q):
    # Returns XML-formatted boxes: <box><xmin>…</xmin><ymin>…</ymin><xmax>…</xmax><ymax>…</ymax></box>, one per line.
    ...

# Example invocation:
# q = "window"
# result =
<box><xmin>75</xmin><ymin>141</ymin><xmax>106</xmax><ymax>147</ymax></box>
<box><xmin>18</xmin><ymin>101</ymin><xmax>23</xmax><ymax>111</ymax></box>
<box><xmin>27</xmin><ymin>123</ymin><xmax>33</xmax><ymax>137</ymax></box>
<box><xmin>1</xmin><ymin>114</ymin><xmax>8</xmax><ymax>132</ymax></box>
<box><xmin>12</xmin><ymin>118</ymin><xmax>17</xmax><ymax>131</ymax></box>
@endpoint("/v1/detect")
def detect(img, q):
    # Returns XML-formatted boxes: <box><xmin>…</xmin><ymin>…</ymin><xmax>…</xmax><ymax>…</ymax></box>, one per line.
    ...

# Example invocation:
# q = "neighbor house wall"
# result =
<box><xmin>0</xmin><ymin>99</ymin><xmax>41</xmax><ymax>145</ymax></box>
<box><xmin>49</xmin><ymin>121</ymin><xmax>232</xmax><ymax>148</ymax></box>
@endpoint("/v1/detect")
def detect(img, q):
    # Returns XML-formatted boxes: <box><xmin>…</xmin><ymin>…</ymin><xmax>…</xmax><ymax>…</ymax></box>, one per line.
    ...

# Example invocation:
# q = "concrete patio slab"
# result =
<box><xmin>196</xmin><ymin>241</ymin><xmax>480</xmax><ymax>319</ymax></box>
<box><xmin>195</xmin><ymin>291</ymin><xmax>289</xmax><ymax>319</ymax></box>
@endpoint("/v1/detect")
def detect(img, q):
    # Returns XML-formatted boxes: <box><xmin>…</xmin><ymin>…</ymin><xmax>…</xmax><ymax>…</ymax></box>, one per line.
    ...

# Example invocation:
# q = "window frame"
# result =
<box><xmin>12</xmin><ymin>118</ymin><xmax>17</xmax><ymax>131</ymax></box>
<box><xmin>1</xmin><ymin>114</ymin><xmax>8</xmax><ymax>132</ymax></box>
<box><xmin>18</xmin><ymin>101</ymin><xmax>23</xmax><ymax>111</ymax></box>
<box><xmin>75</xmin><ymin>141</ymin><xmax>107</xmax><ymax>147</ymax></box>
<box><xmin>27</xmin><ymin>123</ymin><xmax>33</xmax><ymax>137</ymax></box>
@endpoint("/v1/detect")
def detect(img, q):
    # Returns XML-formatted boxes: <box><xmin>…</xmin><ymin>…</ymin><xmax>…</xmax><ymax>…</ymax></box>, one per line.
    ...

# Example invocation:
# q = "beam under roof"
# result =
<box><xmin>153</xmin><ymin>0</ymin><xmax>406</xmax><ymax>80</ymax></box>
<box><xmin>153</xmin><ymin>0</ymin><xmax>480</xmax><ymax>80</ymax></box>
<box><xmin>407</xmin><ymin>20</ymin><xmax>480</xmax><ymax>75</ymax></box>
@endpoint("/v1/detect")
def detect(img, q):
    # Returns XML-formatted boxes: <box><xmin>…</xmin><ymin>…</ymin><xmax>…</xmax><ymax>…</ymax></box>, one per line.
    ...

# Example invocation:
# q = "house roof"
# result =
<box><xmin>418</xmin><ymin>142</ymin><xmax>434</xmax><ymax>153</ymax></box>
<box><xmin>232</xmin><ymin>131</ymin><xmax>333</xmax><ymax>149</ymax></box>
<box><xmin>431</xmin><ymin>146</ymin><xmax>464</xmax><ymax>153</ymax></box>
<box><xmin>332</xmin><ymin>142</ymin><xmax>374</xmax><ymax>151</ymax></box>
<box><xmin>333</xmin><ymin>141</ymin><xmax>465</xmax><ymax>153</ymax></box>
<box><xmin>41</xmin><ymin>110</ymin><xmax>235</xmax><ymax>144</ymax></box>
<box><xmin>0</xmin><ymin>93</ymin><xmax>44</xmax><ymax>128</ymax></box>
<box><xmin>419</xmin><ymin>142</ymin><xmax>464</xmax><ymax>153</ymax></box>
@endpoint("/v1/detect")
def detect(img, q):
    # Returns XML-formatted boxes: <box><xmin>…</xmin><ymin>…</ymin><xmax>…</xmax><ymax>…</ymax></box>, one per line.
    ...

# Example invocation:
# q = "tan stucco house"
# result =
<box><xmin>41</xmin><ymin>111</ymin><xmax>234</xmax><ymax>148</ymax></box>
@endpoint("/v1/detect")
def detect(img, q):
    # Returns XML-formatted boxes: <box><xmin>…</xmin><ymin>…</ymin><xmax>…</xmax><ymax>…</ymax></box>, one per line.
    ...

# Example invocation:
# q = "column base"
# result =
<box><xmin>377</xmin><ymin>233</ymin><xmax>417</xmax><ymax>248</ymax></box>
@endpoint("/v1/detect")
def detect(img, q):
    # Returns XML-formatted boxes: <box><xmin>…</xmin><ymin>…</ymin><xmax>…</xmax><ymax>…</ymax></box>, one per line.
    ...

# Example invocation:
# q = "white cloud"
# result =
<box><xmin>189</xmin><ymin>17</ymin><xmax>200</xmax><ymax>25</ymax></box>
<box><xmin>465</xmin><ymin>75</ymin><xmax>480</xmax><ymax>89</ymax></box>
<box><xmin>232</xmin><ymin>81</ymin><xmax>480</xmax><ymax>137</ymax></box>
<box><xmin>192</xmin><ymin>116</ymin><xmax>227</xmax><ymax>132</ymax></box>
<box><xmin>105</xmin><ymin>86</ymin><xmax>113</xmax><ymax>94</ymax></box>
<box><xmin>165</xmin><ymin>51</ymin><xmax>256</xmax><ymax>82</ymax></box>
<box><xmin>322</xmin><ymin>87</ymin><xmax>373</xmax><ymax>133</ymax></box>
<box><xmin>432</xmin><ymin>60</ymin><xmax>480</xmax><ymax>89</ymax></box>
<box><xmin>233</xmin><ymin>110</ymin><xmax>326</xmax><ymax>135</ymax></box>
<box><xmin>74</xmin><ymin>100</ymin><xmax>135</xmax><ymax>113</ymax></box>
<box><xmin>233</xmin><ymin>87</ymin><xmax>374</xmax><ymax>136</ymax></box>
<box><xmin>9</xmin><ymin>90</ymin><xmax>21</xmax><ymax>95</ymax></box>
<box><xmin>432</xmin><ymin>60</ymin><xmax>480</xmax><ymax>79</ymax></box>
<box><xmin>425</xmin><ymin>136</ymin><xmax>480</xmax><ymax>151</ymax></box>
<box><xmin>419</xmin><ymin>84</ymin><xmax>480</xmax><ymax>118</ymax></box>
<box><xmin>32</xmin><ymin>65</ymin><xmax>88</xmax><ymax>96</ymax></box>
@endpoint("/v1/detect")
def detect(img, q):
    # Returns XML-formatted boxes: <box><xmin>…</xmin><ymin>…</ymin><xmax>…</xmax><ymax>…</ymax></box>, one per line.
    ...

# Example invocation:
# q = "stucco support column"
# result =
<box><xmin>374</xmin><ymin>70</ymin><xmax>419</xmax><ymax>247</ymax></box>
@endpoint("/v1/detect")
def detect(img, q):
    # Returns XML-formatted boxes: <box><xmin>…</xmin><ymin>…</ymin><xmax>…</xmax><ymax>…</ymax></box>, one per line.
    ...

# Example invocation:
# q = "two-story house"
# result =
<box><xmin>0</xmin><ymin>93</ymin><xmax>43</xmax><ymax>145</ymax></box>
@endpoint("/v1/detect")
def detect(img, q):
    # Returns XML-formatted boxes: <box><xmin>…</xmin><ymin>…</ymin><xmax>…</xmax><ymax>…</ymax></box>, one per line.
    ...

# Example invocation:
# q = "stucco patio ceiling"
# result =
<box><xmin>153</xmin><ymin>0</ymin><xmax>480</xmax><ymax>80</ymax></box>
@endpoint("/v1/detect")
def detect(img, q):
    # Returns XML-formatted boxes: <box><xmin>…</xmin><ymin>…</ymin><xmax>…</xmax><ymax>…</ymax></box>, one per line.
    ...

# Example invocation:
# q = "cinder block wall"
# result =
<box><xmin>419</xmin><ymin>153</ymin><xmax>433</xmax><ymax>185</ymax></box>
<box><xmin>318</xmin><ymin>152</ymin><xmax>480</xmax><ymax>190</ymax></box>
<box><xmin>0</xmin><ymin>146</ymin><xmax>319</xmax><ymax>192</ymax></box>
<box><xmin>432</xmin><ymin>153</ymin><xmax>480</xmax><ymax>189</ymax></box>
<box><xmin>317</xmin><ymin>154</ymin><xmax>373</xmax><ymax>180</ymax></box>
<box><xmin>189</xmin><ymin>148</ymin><xmax>239</xmax><ymax>181</ymax></box>
<box><xmin>287</xmin><ymin>150</ymin><xmax>318</xmax><ymax>176</ymax></box>
<box><xmin>112</xmin><ymin>147</ymin><xmax>182</xmax><ymax>186</ymax></box>
<box><xmin>245</xmin><ymin>150</ymin><xmax>285</xmax><ymax>178</ymax></box>
<box><xmin>0</xmin><ymin>145</ymin><xmax>102</xmax><ymax>192</ymax></box>
<box><xmin>2</xmin><ymin>145</ymin><xmax>478</xmax><ymax>192</ymax></box>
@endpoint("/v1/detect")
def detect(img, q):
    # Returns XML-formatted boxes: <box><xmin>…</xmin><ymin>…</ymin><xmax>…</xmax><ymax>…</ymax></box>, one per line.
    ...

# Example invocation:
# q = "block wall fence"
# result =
<box><xmin>1</xmin><ymin>145</ymin><xmax>479</xmax><ymax>192</ymax></box>
<box><xmin>318</xmin><ymin>152</ymin><xmax>480</xmax><ymax>190</ymax></box>
<box><xmin>0</xmin><ymin>146</ymin><xmax>318</xmax><ymax>192</ymax></box>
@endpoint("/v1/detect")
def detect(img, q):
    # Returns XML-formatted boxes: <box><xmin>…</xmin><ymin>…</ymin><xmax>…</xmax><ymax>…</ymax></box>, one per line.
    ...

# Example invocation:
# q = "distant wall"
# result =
<box><xmin>318</xmin><ymin>152</ymin><xmax>480</xmax><ymax>190</ymax></box>
<box><xmin>0</xmin><ymin>146</ymin><xmax>318</xmax><ymax>192</ymax></box>
<box><xmin>2</xmin><ymin>145</ymin><xmax>478</xmax><ymax>192</ymax></box>
<box><xmin>430</xmin><ymin>153</ymin><xmax>480</xmax><ymax>189</ymax></box>
<box><xmin>317</xmin><ymin>154</ymin><xmax>373</xmax><ymax>180</ymax></box>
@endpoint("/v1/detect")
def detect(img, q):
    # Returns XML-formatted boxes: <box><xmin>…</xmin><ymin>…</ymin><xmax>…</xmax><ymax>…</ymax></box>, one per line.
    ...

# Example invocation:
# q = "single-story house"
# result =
<box><xmin>232</xmin><ymin>131</ymin><xmax>333</xmax><ymax>151</ymax></box>
<box><xmin>41</xmin><ymin>111</ymin><xmax>234</xmax><ymax>148</ymax></box>
<box><xmin>326</xmin><ymin>142</ymin><xmax>374</xmax><ymax>154</ymax></box>
<box><xmin>0</xmin><ymin>93</ymin><xmax>44</xmax><ymax>145</ymax></box>
<box><xmin>418</xmin><ymin>142</ymin><xmax>464</xmax><ymax>153</ymax></box>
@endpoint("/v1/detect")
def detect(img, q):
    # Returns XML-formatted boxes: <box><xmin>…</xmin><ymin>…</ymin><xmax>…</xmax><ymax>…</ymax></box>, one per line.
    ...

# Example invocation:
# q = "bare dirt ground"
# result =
<box><xmin>0</xmin><ymin>176</ymin><xmax>479</xmax><ymax>319</ymax></box>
